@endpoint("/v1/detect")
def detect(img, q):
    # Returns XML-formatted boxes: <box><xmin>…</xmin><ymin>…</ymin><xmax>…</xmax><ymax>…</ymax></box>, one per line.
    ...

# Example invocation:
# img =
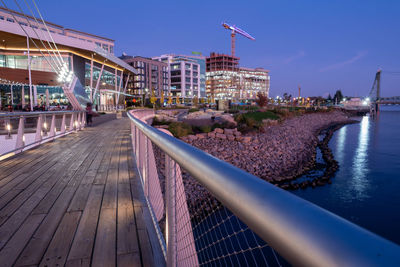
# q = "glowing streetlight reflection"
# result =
<box><xmin>352</xmin><ymin>116</ymin><xmax>370</xmax><ymax>198</ymax></box>
<box><xmin>336</xmin><ymin>126</ymin><xmax>347</xmax><ymax>163</ymax></box>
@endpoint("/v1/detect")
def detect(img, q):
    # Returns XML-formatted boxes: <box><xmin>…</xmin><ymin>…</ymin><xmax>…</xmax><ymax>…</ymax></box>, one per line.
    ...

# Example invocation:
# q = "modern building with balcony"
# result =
<box><xmin>152</xmin><ymin>54</ymin><xmax>202</xmax><ymax>101</ymax></box>
<box><xmin>0</xmin><ymin>7</ymin><xmax>137</xmax><ymax>111</ymax></box>
<box><xmin>120</xmin><ymin>55</ymin><xmax>169</xmax><ymax>104</ymax></box>
<box><xmin>206</xmin><ymin>52</ymin><xmax>270</xmax><ymax>101</ymax></box>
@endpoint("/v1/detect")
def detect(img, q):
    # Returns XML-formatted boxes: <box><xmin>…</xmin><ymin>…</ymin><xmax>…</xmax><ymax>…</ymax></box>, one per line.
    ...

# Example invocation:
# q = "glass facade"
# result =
<box><xmin>0</xmin><ymin>54</ymin><xmax>69</xmax><ymax>72</ymax></box>
<box><xmin>0</xmin><ymin>83</ymin><xmax>68</xmax><ymax>110</ymax></box>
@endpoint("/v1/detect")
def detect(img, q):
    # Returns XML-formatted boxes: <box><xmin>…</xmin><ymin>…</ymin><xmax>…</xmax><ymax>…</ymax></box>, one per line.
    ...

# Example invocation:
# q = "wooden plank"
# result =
<box><xmin>101</xmin><ymin>168</ymin><xmax>118</xmax><ymax>210</ymax></box>
<box><xmin>91</xmin><ymin>208</ymin><xmax>116</xmax><ymax>267</ymax></box>
<box><xmin>14</xmin><ymin>186</ymin><xmax>77</xmax><ymax>266</ymax></box>
<box><xmin>0</xmin><ymin>214</ymin><xmax>45</xmax><ymax>267</ymax></box>
<box><xmin>0</xmin><ymin>149</ymin><xmax>74</xmax><ymax>209</ymax></box>
<box><xmin>0</xmin><ymin>133</ymin><xmax>92</xmax><ymax>182</ymax></box>
<box><xmin>117</xmin><ymin>253</ymin><xmax>141</xmax><ymax>267</ymax></box>
<box><xmin>15</xmin><ymin>137</ymin><xmax>104</xmax><ymax>265</ymax></box>
<box><xmin>0</xmin><ymin>163</ymin><xmax>67</xmax><ymax>249</ymax></box>
<box><xmin>32</xmin><ymin>140</ymin><xmax>102</xmax><ymax>215</ymax></box>
<box><xmin>117</xmin><ymin>195</ymin><xmax>139</xmax><ymax>255</ymax></box>
<box><xmin>67</xmin><ymin>185</ymin><xmax>103</xmax><ymax>263</ymax></box>
<box><xmin>39</xmin><ymin>211</ymin><xmax>82</xmax><ymax>267</ymax></box>
<box><xmin>137</xmin><ymin>228</ymin><xmax>154</xmax><ymax>267</ymax></box>
<box><xmin>65</xmin><ymin>258</ymin><xmax>90</xmax><ymax>267</ymax></box>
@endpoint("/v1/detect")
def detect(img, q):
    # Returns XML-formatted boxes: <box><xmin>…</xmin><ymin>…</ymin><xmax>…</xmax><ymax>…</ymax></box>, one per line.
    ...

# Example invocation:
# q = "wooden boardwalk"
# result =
<box><xmin>0</xmin><ymin>118</ymin><xmax>164</xmax><ymax>267</ymax></box>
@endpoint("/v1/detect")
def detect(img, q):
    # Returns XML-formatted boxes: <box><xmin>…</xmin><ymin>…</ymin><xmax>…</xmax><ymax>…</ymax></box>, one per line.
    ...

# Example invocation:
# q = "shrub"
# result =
<box><xmin>225</xmin><ymin>109</ymin><xmax>240</xmax><ymax>114</ymax></box>
<box><xmin>168</xmin><ymin>122</ymin><xmax>193</xmax><ymax>137</ymax></box>
<box><xmin>199</xmin><ymin>125</ymin><xmax>212</xmax><ymax>133</ymax></box>
<box><xmin>188</xmin><ymin>108</ymin><xmax>200</xmax><ymax>113</ymax></box>
<box><xmin>152</xmin><ymin>117</ymin><xmax>171</xmax><ymax>126</ymax></box>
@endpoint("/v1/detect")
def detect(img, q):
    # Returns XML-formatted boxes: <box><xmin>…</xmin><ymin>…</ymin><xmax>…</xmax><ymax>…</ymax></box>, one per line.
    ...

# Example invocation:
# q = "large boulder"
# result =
<box><xmin>224</xmin><ymin>128</ymin><xmax>235</xmax><ymax>135</ymax></box>
<box><xmin>219</xmin><ymin>114</ymin><xmax>237</xmax><ymax>126</ymax></box>
<box><xmin>216</xmin><ymin>133</ymin><xmax>227</xmax><ymax>139</ymax></box>
<box><xmin>196</xmin><ymin>133</ymin><xmax>207</xmax><ymax>139</ymax></box>
<box><xmin>214</xmin><ymin>128</ymin><xmax>224</xmax><ymax>134</ymax></box>
<box><xmin>208</xmin><ymin>132</ymin><xmax>216</xmax><ymax>138</ymax></box>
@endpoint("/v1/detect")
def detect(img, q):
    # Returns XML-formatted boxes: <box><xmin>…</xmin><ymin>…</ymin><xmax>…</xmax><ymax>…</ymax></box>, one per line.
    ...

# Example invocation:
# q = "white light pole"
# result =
<box><xmin>27</xmin><ymin>36</ymin><xmax>33</xmax><ymax>111</ymax></box>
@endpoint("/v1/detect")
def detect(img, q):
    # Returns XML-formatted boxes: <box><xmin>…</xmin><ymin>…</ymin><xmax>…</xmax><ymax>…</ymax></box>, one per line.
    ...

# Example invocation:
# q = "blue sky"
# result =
<box><xmin>5</xmin><ymin>0</ymin><xmax>400</xmax><ymax>97</ymax></box>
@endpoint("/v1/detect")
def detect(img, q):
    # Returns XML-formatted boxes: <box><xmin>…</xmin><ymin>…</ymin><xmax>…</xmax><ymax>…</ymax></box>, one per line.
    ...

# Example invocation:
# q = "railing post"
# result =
<box><xmin>166</xmin><ymin>155</ymin><xmax>177</xmax><ymax>267</ymax></box>
<box><xmin>81</xmin><ymin>111</ymin><xmax>86</xmax><ymax>127</ymax></box>
<box><xmin>77</xmin><ymin>113</ymin><xmax>81</xmax><ymax>131</ymax></box>
<box><xmin>15</xmin><ymin>116</ymin><xmax>25</xmax><ymax>152</ymax></box>
<box><xmin>49</xmin><ymin>113</ymin><xmax>56</xmax><ymax>139</ymax></box>
<box><xmin>144</xmin><ymin>136</ymin><xmax>149</xmax><ymax>197</ymax></box>
<box><xmin>135</xmin><ymin>126</ymin><xmax>139</xmax><ymax>160</ymax></box>
<box><xmin>35</xmin><ymin>115</ymin><xmax>42</xmax><ymax>142</ymax></box>
<box><xmin>69</xmin><ymin>113</ymin><xmax>75</xmax><ymax>132</ymax></box>
<box><xmin>42</xmin><ymin>115</ymin><xmax>48</xmax><ymax>136</ymax></box>
<box><xmin>60</xmin><ymin>113</ymin><xmax>66</xmax><ymax>134</ymax></box>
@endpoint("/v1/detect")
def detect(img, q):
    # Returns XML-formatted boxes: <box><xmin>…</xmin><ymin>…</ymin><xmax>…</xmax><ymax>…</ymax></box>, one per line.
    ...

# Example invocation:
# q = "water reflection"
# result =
<box><xmin>335</xmin><ymin>126</ymin><xmax>347</xmax><ymax>163</ymax></box>
<box><xmin>352</xmin><ymin>116</ymin><xmax>370</xmax><ymax>198</ymax></box>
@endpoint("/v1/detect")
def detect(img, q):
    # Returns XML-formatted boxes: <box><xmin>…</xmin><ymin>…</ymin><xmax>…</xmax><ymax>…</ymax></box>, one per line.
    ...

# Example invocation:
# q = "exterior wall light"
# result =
<box><xmin>6</xmin><ymin>123</ymin><xmax>12</xmax><ymax>139</ymax></box>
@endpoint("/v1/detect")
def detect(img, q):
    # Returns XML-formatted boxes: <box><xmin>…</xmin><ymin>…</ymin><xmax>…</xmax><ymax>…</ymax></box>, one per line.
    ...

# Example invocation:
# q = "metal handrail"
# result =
<box><xmin>127</xmin><ymin>110</ymin><xmax>400</xmax><ymax>267</ymax></box>
<box><xmin>0</xmin><ymin>110</ymin><xmax>81</xmax><ymax>118</ymax></box>
<box><xmin>0</xmin><ymin>110</ymin><xmax>85</xmax><ymax>159</ymax></box>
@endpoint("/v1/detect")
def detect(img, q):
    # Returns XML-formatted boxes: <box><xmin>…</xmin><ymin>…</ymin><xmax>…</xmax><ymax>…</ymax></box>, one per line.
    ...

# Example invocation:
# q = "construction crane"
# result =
<box><xmin>222</xmin><ymin>22</ymin><xmax>255</xmax><ymax>58</ymax></box>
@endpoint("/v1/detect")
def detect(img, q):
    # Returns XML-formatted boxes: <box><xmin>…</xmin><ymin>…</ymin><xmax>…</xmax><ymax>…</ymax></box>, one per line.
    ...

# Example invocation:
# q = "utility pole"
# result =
<box><xmin>27</xmin><ymin>36</ymin><xmax>33</xmax><ymax>111</ymax></box>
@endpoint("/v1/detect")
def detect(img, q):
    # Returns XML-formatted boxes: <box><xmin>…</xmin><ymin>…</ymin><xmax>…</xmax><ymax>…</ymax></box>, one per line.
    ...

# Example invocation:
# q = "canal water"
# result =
<box><xmin>293</xmin><ymin>105</ymin><xmax>400</xmax><ymax>245</ymax></box>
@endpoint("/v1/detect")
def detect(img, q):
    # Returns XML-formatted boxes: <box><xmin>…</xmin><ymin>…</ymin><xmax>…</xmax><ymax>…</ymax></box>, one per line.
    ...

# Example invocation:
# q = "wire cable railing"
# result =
<box><xmin>128</xmin><ymin>109</ymin><xmax>400</xmax><ymax>267</ymax></box>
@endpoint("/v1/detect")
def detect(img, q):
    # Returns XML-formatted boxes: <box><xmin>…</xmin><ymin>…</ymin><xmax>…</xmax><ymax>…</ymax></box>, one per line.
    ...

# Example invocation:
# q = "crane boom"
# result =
<box><xmin>222</xmin><ymin>22</ymin><xmax>255</xmax><ymax>57</ymax></box>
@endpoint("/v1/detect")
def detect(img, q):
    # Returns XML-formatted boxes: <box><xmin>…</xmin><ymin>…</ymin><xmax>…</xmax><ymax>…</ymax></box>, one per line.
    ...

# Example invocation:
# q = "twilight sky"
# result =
<box><xmin>6</xmin><ymin>0</ymin><xmax>400</xmax><ymax>97</ymax></box>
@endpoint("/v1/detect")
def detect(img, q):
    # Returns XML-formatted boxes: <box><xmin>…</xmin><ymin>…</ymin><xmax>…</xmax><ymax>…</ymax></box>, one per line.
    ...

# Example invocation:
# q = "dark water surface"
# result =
<box><xmin>293</xmin><ymin>106</ymin><xmax>400</xmax><ymax>245</ymax></box>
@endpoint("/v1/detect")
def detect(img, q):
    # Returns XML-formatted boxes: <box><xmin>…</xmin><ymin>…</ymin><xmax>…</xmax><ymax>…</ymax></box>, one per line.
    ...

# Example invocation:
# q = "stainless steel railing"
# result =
<box><xmin>127</xmin><ymin>109</ymin><xmax>400</xmax><ymax>267</ymax></box>
<box><xmin>0</xmin><ymin>110</ymin><xmax>86</xmax><ymax>158</ymax></box>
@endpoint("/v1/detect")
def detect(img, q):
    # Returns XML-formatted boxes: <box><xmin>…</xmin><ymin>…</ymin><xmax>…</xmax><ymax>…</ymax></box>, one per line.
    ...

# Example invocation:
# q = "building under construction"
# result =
<box><xmin>206</xmin><ymin>52</ymin><xmax>270</xmax><ymax>101</ymax></box>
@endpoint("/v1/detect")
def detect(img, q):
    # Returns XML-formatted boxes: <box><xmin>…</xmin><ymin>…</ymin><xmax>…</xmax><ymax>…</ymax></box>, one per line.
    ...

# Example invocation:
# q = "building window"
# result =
<box><xmin>102</xmin><ymin>44</ymin><xmax>109</xmax><ymax>51</ymax></box>
<box><xmin>185</xmin><ymin>70</ymin><xmax>191</xmax><ymax>76</ymax></box>
<box><xmin>193</xmin><ymin>65</ymin><xmax>198</xmax><ymax>70</ymax></box>
<box><xmin>0</xmin><ymin>16</ymin><xmax>4</xmax><ymax>20</ymax></box>
<box><xmin>95</xmin><ymin>42</ymin><xmax>101</xmax><ymax>47</ymax></box>
<box><xmin>171</xmin><ymin>70</ymin><xmax>180</xmax><ymax>76</ymax></box>
<box><xmin>185</xmin><ymin>77</ymin><xmax>191</xmax><ymax>83</ymax></box>
<box><xmin>6</xmin><ymin>18</ymin><xmax>14</xmax><ymax>23</ymax></box>
<box><xmin>110</xmin><ymin>46</ymin><xmax>114</xmax><ymax>54</ymax></box>
<box><xmin>193</xmin><ymin>78</ymin><xmax>198</xmax><ymax>83</ymax></box>
<box><xmin>185</xmin><ymin>63</ymin><xmax>191</xmax><ymax>70</ymax></box>
<box><xmin>171</xmin><ymin>77</ymin><xmax>181</xmax><ymax>83</ymax></box>
<box><xmin>171</xmin><ymin>64</ymin><xmax>180</xmax><ymax>70</ymax></box>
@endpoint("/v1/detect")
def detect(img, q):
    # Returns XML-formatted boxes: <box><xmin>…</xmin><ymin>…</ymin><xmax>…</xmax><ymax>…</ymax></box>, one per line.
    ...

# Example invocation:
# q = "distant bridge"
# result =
<box><xmin>368</xmin><ymin>70</ymin><xmax>400</xmax><ymax>112</ymax></box>
<box><xmin>378</xmin><ymin>96</ymin><xmax>400</xmax><ymax>105</ymax></box>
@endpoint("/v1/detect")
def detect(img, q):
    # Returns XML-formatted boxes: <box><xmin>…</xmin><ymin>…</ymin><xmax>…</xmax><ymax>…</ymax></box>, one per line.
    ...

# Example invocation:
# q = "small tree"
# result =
<box><xmin>192</xmin><ymin>96</ymin><xmax>199</xmax><ymax>106</ymax></box>
<box><xmin>255</xmin><ymin>92</ymin><xmax>268</xmax><ymax>107</ymax></box>
<box><xmin>160</xmin><ymin>92</ymin><xmax>165</xmax><ymax>107</ymax></box>
<box><xmin>167</xmin><ymin>94</ymin><xmax>173</xmax><ymax>105</ymax></box>
<box><xmin>150</xmin><ymin>88</ymin><xmax>157</xmax><ymax>109</ymax></box>
<box><xmin>333</xmin><ymin>90</ymin><xmax>344</xmax><ymax>104</ymax></box>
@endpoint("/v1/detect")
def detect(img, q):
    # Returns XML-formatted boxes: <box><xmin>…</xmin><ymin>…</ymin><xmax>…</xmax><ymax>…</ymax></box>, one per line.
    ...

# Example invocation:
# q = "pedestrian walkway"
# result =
<box><xmin>0</xmin><ymin>118</ymin><xmax>162</xmax><ymax>267</ymax></box>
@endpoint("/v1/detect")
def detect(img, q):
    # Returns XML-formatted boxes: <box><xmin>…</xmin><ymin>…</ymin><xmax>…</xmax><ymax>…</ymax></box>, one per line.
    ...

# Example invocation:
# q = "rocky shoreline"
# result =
<box><xmin>153</xmin><ymin>110</ymin><xmax>357</xmax><ymax>214</ymax></box>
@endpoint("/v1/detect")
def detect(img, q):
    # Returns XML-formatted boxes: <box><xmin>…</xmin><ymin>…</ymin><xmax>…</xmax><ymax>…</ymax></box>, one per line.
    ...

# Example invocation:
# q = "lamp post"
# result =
<box><xmin>142</xmin><ymin>88</ymin><xmax>148</xmax><ymax>107</ymax></box>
